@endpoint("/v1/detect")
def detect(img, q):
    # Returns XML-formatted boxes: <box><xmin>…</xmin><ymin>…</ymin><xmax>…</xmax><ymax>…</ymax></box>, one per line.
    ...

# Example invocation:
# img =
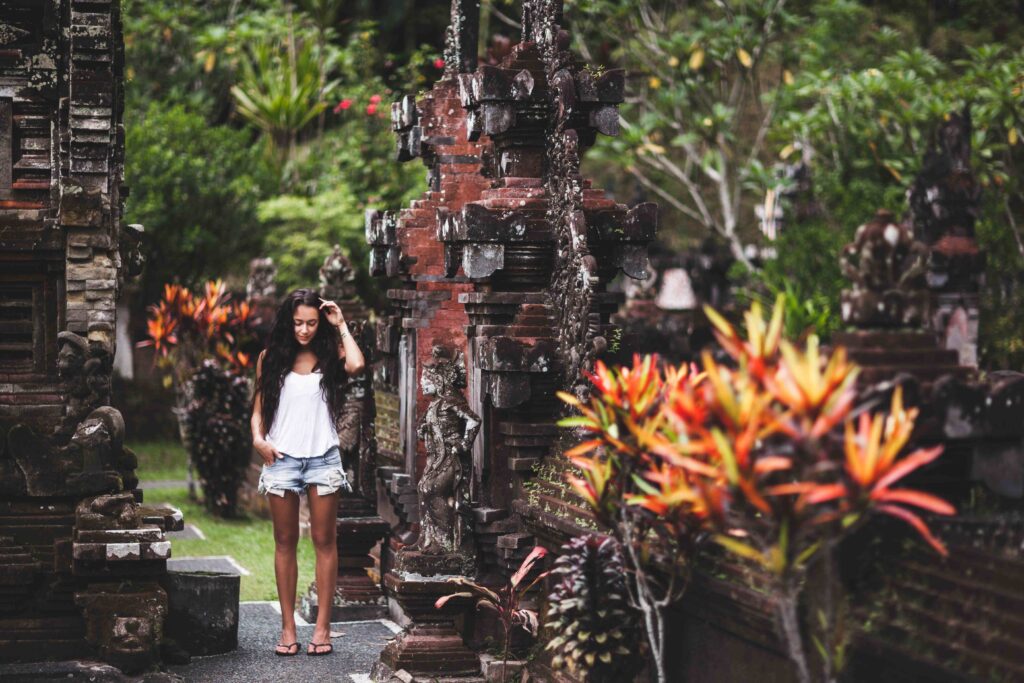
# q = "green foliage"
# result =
<box><xmin>570</xmin><ymin>0</ymin><xmax>1024</xmax><ymax>353</ymax></box>
<box><xmin>231</xmin><ymin>37</ymin><xmax>338</xmax><ymax>163</ymax></box>
<box><xmin>735</xmin><ymin>218</ymin><xmax>851</xmax><ymax>341</ymax></box>
<box><xmin>124</xmin><ymin>103</ymin><xmax>274</xmax><ymax>303</ymax></box>
<box><xmin>573</xmin><ymin>0</ymin><xmax>801</xmax><ymax>260</ymax></box>
<box><xmin>773</xmin><ymin>35</ymin><xmax>1024</xmax><ymax>364</ymax></box>
<box><xmin>258</xmin><ymin>186</ymin><xmax>366</xmax><ymax>298</ymax></box>
<box><xmin>258</xmin><ymin>118</ymin><xmax>425</xmax><ymax>308</ymax></box>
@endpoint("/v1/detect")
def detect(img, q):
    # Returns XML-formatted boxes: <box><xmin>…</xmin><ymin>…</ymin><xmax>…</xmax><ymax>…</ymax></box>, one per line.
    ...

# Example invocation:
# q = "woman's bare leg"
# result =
<box><xmin>269</xmin><ymin>491</ymin><xmax>301</xmax><ymax>652</ymax></box>
<box><xmin>307</xmin><ymin>487</ymin><xmax>338</xmax><ymax>652</ymax></box>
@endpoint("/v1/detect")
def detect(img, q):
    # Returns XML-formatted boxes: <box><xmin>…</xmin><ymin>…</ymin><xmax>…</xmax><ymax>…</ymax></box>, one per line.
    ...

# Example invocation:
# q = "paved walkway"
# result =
<box><xmin>168</xmin><ymin>602</ymin><xmax>399</xmax><ymax>682</ymax></box>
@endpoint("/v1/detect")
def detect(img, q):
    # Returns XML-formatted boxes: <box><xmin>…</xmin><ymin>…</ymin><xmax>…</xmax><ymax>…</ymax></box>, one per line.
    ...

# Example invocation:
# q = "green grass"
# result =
<box><xmin>147</xmin><ymin>487</ymin><xmax>318</xmax><ymax>601</ymax></box>
<box><xmin>131</xmin><ymin>439</ymin><xmax>317</xmax><ymax>602</ymax></box>
<box><xmin>130</xmin><ymin>439</ymin><xmax>190</xmax><ymax>482</ymax></box>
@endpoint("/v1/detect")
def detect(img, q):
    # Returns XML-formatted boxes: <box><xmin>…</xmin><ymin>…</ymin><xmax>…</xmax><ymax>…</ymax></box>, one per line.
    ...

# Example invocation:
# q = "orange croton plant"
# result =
<box><xmin>559</xmin><ymin>298</ymin><xmax>954</xmax><ymax>574</ymax></box>
<box><xmin>138</xmin><ymin>280</ymin><xmax>254</xmax><ymax>383</ymax></box>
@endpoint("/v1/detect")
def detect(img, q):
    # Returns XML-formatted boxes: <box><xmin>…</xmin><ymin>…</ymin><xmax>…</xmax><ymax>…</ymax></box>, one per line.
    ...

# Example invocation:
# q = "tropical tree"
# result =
<box><xmin>570</xmin><ymin>0</ymin><xmax>801</xmax><ymax>266</ymax></box>
<box><xmin>231</xmin><ymin>28</ymin><xmax>339</xmax><ymax>166</ymax></box>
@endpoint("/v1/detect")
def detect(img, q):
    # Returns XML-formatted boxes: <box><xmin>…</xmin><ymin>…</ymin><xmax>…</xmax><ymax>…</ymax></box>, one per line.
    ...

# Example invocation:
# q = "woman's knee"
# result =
<box><xmin>310</xmin><ymin>526</ymin><xmax>336</xmax><ymax>551</ymax></box>
<box><xmin>274</xmin><ymin>528</ymin><xmax>300</xmax><ymax>549</ymax></box>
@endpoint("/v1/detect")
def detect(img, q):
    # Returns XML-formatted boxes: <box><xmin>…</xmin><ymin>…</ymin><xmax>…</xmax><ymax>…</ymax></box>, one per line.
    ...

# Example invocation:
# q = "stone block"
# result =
<box><xmin>88</xmin><ymin>310</ymin><xmax>115</xmax><ymax>323</ymax></box>
<box><xmin>160</xmin><ymin>570</ymin><xmax>240</xmax><ymax>656</ymax></box>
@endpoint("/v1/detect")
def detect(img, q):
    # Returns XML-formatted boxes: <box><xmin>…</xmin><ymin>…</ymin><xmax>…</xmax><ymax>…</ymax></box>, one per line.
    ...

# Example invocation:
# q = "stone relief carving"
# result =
<box><xmin>318</xmin><ymin>244</ymin><xmax>356</xmax><ymax>301</ymax></box>
<box><xmin>414</xmin><ymin>346</ymin><xmax>481</xmax><ymax>556</ymax></box>
<box><xmin>74</xmin><ymin>583</ymin><xmax>167</xmax><ymax>674</ymax></box>
<box><xmin>55</xmin><ymin>330</ymin><xmax>113</xmax><ymax>442</ymax></box>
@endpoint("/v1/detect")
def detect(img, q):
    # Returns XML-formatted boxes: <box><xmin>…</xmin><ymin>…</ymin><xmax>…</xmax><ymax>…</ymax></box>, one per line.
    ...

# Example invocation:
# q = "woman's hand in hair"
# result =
<box><xmin>254</xmin><ymin>437</ymin><xmax>282</xmax><ymax>466</ymax></box>
<box><xmin>318</xmin><ymin>298</ymin><xmax>344</xmax><ymax>328</ymax></box>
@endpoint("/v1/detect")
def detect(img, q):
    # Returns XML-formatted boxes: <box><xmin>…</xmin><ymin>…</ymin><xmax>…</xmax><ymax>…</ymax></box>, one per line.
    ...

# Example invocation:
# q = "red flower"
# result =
<box><xmin>333</xmin><ymin>98</ymin><xmax>353</xmax><ymax>114</ymax></box>
<box><xmin>366</xmin><ymin>103</ymin><xmax>377</xmax><ymax>115</ymax></box>
<box><xmin>369</xmin><ymin>94</ymin><xmax>382</xmax><ymax>104</ymax></box>
<box><xmin>433</xmin><ymin>58</ymin><xmax>445</xmax><ymax>69</ymax></box>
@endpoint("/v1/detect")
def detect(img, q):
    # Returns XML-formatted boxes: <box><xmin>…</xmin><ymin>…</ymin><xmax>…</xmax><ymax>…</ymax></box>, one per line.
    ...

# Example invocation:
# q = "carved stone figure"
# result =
<box><xmin>74</xmin><ymin>583</ymin><xmax>167</xmax><ymax>674</ymax></box>
<box><xmin>56</xmin><ymin>331</ymin><xmax>113</xmax><ymax>442</ymax></box>
<box><xmin>318</xmin><ymin>244</ymin><xmax>357</xmax><ymax>302</ymax></box>
<box><xmin>2</xmin><ymin>404</ymin><xmax>137</xmax><ymax>498</ymax></box>
<box><xmin>840</xmin><ymin>209</ymin><xmax>930</xmax><ymax>328</ymax></box>
<box><xmin>77</xmin><ymin>492</ymin><xmax>140</xmax><ymax>531</ymax></box>
<box><xmin>414</xmin><ymin>346</ymin><xmax>481</xmax><ymax>555</ymax></box>
<box><xmin>119</xmin><ymin>223</ymin><xmax>146</xmax><ymax>285</ymax></box>
<box><xmin>246</xmin><ymin>257</ymin><xmax>277</xmax><ymax>301</ymax></box>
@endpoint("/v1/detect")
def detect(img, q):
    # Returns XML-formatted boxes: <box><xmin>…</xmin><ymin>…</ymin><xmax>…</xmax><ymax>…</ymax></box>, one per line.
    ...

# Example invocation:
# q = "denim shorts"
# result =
<box><xmin>257</xmin><ymin>446</ymin><xmax>352</xmax><ymax>497</ymax></box>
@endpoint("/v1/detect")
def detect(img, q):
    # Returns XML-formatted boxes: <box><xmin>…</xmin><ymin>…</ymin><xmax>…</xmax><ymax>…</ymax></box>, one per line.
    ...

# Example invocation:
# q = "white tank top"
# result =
<box><xmin>265</xmin><ymin>371</ymin><xmax>339</xmax><ymax>458</ymax></box>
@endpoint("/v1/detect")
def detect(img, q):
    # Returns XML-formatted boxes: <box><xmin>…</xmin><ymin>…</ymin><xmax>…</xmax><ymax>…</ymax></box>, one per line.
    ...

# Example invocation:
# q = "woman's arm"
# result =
<box><xmin>251</xmin><ymin>350</ymin><xmax>281</xmax><ymax>464</ymax></box>
<box><xmin>319</xmin><ymin>298</ymin><xmax>366</xmax><ymax>375</ymax></box>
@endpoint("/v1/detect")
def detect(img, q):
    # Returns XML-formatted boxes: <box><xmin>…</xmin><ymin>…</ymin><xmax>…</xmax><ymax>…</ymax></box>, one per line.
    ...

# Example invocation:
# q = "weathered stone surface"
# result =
<box><xmin>0</xmin><ymin>0</ymin><xmax>173</xmax><ymax>672</ymax></box>
<box><xmin>74</xmin><ymin>583</ymin><xmax>168</xmax><ymax>675</ymax></box>
<box><xmin>161</xmin><ymin>570</ymin><xmax>239</xmax><ymax>656</ymax></box>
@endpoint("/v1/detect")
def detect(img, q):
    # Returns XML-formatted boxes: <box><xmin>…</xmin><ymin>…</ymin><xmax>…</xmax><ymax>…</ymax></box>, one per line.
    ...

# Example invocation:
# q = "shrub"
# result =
<box><xmin>125</xmin><ymin>103</ymin><xmax>274</xmax><ymax>305</ymax></box>
<box><xmin>184</xmin><ymin>360</ymin><xmax>252</xmax><ymax>517</ymax></box>
<box><xmin>559</xmin><ymin>297</ymin><xmax>955</xmax><ymax>683</ymax></box>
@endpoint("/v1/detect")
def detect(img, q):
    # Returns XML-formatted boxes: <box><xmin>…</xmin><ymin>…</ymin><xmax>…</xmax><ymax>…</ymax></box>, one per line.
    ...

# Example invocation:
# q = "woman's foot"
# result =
<box><xmin>306</xmin><ymin>641</ymin><xmax>333</xmax><ymax>656</ymax></box>
<box><xmin>307</xmin><ymin>626</ymin><xmax>333</xmax><ymax>655</ymax></box>
<box><xmin>274</xmin><ymin>626</ymin><xmax>299</xmax><ymax>656</ymax></box>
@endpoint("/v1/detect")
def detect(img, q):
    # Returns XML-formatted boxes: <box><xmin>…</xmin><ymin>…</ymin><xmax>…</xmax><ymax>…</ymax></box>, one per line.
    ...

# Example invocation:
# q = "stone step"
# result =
<box><xmin>846</xmin><ymin>348</ymin><xmax>960</xmax><ymax>366</ymax></box>
<box><xmin>858</xmin><ymin>365</ymin><xmax>972</xmax><ymax>384</ymax></box>
<box><xmin>833</xmin><ymin>331</ymin><xmax>938</xmax><ymax>349</ymax></box>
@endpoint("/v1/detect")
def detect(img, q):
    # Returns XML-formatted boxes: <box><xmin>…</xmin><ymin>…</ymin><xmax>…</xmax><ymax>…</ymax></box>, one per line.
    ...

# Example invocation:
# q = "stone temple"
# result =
<box><xmin>0</xmin><ymin>0</ymin><xmax>179</xmax><ymax>673</ymax></box>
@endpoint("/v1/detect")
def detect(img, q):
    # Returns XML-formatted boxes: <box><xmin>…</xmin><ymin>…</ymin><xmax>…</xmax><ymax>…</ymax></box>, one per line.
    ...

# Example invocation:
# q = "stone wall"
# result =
<box><xmin>0</xmin><ymin>1</ymin><xmax>176</xmax><ymax>672</ymax></box>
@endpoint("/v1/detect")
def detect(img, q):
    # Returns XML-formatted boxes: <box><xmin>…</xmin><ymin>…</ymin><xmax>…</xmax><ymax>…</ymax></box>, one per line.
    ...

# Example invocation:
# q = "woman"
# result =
<box><xmin>251</xmin><ymin>288</ymin><xmax>365</xmax><ymax>657</ymax></box>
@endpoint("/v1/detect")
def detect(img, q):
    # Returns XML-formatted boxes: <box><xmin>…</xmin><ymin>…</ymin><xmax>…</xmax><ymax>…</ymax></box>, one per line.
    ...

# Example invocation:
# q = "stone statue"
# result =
<box><xmin>840</xmin><ymin>209</ymin><xmax>930</xmax><ymax>328</ymax></box>
<box><xmin>119</xmin><ymin>223</ymin><xmax>146</xmax><ymax>284</ymax></box>
<box><xmin>3</xmin><ymin>403</ymin><xmax>137</xmax><ymax>498</ymax></box>
<box><xmin>414</xmin><ymin>346</ymin><xmax>481</xmax><ymax>556</ymax></box>
<box><xmin>246</xmin><ymin>257</ymin><xmax>277</xmax><ymax>301</ymax></box>
<box><xmin>55</xmin><ymin>331</ymin><xmax>113</xmax><ymax>442</ymax></box>
<box><xmin>318</xmin><ymin>244</ymin><xmax>357</xmax><ymax>302</ymax></box>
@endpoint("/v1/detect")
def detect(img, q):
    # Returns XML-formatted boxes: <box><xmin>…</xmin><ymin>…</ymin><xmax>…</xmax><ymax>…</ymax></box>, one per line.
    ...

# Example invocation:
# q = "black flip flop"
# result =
<box><xmin>274</xmin><ymin>642</ymin><xmax>300</xmax><ymax>657</ymax></box>
<box><xmin>307</xmin><ymin>641</ymin><xmax>333</xmax><ymax>656</ymax></box>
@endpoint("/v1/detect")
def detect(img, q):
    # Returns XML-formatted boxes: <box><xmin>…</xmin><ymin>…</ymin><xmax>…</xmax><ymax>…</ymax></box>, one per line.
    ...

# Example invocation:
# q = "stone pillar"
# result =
<box><xmin>372</xmin><ymin>552</ymin><xmax>481</xmax><ymax>681</ymax></box>
<box><xmin>367</xmin><ymin>0</ymin><xmax>657</xmax><ymax>676</ymax></box>
<box><xmin>0</xmin><ymin>0</ymin><xmax>179</xmax><ymax>671</ymax></box>
<box><xmin>300</xmin><ymin>494</ymin><xmax>390</xmax><ymax>622</ymax></box>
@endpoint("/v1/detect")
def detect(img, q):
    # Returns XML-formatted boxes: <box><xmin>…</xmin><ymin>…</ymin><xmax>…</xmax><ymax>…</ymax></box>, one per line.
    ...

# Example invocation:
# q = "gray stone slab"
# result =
<box><xmin>167</xmin><ymin>556</ymin><xmax>249</xmax><ymax>576</ymax></box>
<box><xmin>167</xmin><ymin>603</ymin><xmax>396</xmax><ymax>682</ymax></box>
<box><xmin>0</xmin><ymin>660</ymin><xmax>181</xmax><ymax>681</ymax></box>
<box><xmin>165</xmin><ymin>523</ymin><xmax>204</xmax><ymax>541</ymax></box>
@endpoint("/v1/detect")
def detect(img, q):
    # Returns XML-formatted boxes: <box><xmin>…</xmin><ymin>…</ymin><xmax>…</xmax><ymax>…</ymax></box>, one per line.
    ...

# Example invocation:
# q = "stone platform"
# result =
<box><xmin>0</xmin><ymin>603</ymin><xmax>402</xmax><ymax>682</ymax></box>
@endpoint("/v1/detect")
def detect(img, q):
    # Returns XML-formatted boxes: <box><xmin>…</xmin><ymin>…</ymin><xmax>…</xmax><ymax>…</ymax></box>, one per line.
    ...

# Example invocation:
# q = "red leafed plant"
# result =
<box><xmin>558</xmin><ymin>297</ymin><xmax>955</xmax><ymax>683</ymax></box>
<box><xmin>435</xmin><ymin>546</ymin><xmax>550</xmax><ymax>683</ymax></box>
<box><xmin>138</xmin><ymin>280</ymin><xmax>258</xmax><ymax>509</ymax></box>
<box><xmin>138</xmin><ymin>280</ymin><xmax>255</xmax><ymax>390</ymax></box>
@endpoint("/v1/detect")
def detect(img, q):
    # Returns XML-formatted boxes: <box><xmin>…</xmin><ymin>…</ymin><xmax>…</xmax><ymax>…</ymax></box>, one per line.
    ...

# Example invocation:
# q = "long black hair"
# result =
<box><xmin>254</xmin><ymin>289</ymin><xmax>346</xmax><ymax>436</ymax></box>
